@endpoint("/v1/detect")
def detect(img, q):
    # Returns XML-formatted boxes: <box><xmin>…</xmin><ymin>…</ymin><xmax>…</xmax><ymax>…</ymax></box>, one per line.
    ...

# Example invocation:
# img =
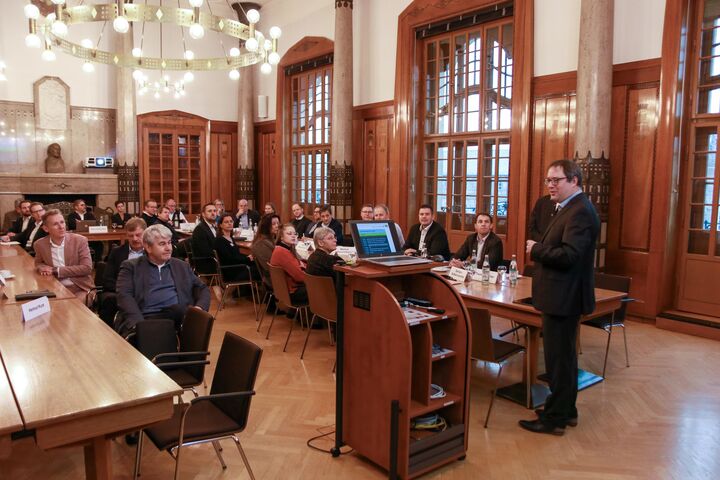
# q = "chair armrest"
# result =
<box><xmin>189</xmin><ymin>390</ymin><xmax>256</xmax><ymax>405</ymax></box>
<box><xmin>153</xmin><ymin>351</ymin><xmax>210</xmax><ymax>363</ymax></box>
<box><xmin>156</xmin><ymin>360</ymin><xmax>210</xmax><ymax>370</ymax></box>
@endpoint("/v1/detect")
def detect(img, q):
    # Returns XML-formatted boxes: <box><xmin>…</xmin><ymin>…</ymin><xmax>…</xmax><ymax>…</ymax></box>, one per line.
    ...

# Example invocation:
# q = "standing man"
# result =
<box><xmin>290</xmin><ymin>202</ymin><xmax>312</xmax><ymax>238</ymax></box>
<box><xmin>234</xmin><ymin>198</ymin><xmax>260</xmax><ymax>229</ymax></box>
<box><xmin>165</xmin><ymin>198</ymin><xmax>187</xmax><ymax>225</ymax></box>
<box><xmin>141</xmin><ymin>199</ymin><xmax>159</xmax><ymax>226</ymax></box>
<box><xmin>34</xmin><ymin>209</ymin><xmax>94</xmax><ymax>301</ymax></box>
<box><xmin>403</xmin><ymin>204</ymin><xmax>450</xmax><ymax>260</ymax></box>
<box><xmin>519</xmin><ymin>159</ymin><xmax>600</xmax><ymax>436</ymax></box>
<box><xmin>67</xmin><ymin>199</ymin><xmax>96</xmax><ymax>231</ymax></box>
<box><xmin>528</xmin><ymin>194</ymin><xmax>556</xmax><ymax>242</ymax></box>
<box><xmin>191</xmin><ymin>202</ymin><xmax>219</xmax><ymax>275</ymax></box>
<box><xmin>449</xmin><ymin>213</ymin><xmax>503</xmax><ymax>270</ymax></box>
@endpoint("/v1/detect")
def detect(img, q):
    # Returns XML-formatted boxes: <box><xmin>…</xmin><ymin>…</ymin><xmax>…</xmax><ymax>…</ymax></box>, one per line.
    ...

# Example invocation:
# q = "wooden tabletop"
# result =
<box><xmin>0</xmin><ymin>299</ymin><xmax>182</xmax><ymax>449</ymax></box>
<box><xmin>0</xmin><ymin>362</ymin><xmax>23</xmax><ymax>442</ymax></box>
<box><xmin>0</xmin><ymin>244</ymin><xmax>24</xmax><ymax>258</ymax></box>
<box><xmin>0</xmin><ymin>254</ymin><xmax>75</xmax><ymax>304</ymax></box>
<box><xmin>74</xmin><ymin>231</ymin><xmax>127</xmax><ymax>242</ymax></box>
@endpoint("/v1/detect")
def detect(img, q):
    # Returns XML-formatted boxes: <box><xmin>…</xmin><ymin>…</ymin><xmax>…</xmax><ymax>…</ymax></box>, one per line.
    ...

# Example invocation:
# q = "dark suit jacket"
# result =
<box><xmin>403</xmin><ymin>222</ymin><xmax>451</xmax><ymax>260</ymax></box>
<box><xmin>530</xmin><ymin>192</ymin><xmax>600</xmax><ymax>317</ymax></box>
<box><xmin>310</xmin><ymin>218</ymin><xmax>344</xmax><ymax>244</ymax></box>
<box><xmin>103</xmin><ymin>243</ymin><xmax>131</xmax><ymax>292</ymax></box>
<box><xmin>10</xmin><ymin>215</ymin><xmax>32</xmax><ymax>234</ymax></box>
<box><xmin>156</xmin><ymin>219</ymin><xmax>180</xmax><ymax>245</ymax></box>
<box><xmin>529</xmin><ymin>195</ymin><xmax>556</xmax><ymax>242</ymax></box>
<box><xmin>141</xmin><ymin>212</ymin><xmax>158</xmax><ymax>227</ymax></box>
<box><xmin>15</xmin><ymin>219</ymin><xmax>47</xmax><ymax>250</ymax></box>
<box><xmin>111</xmin><ymin>212</ymin><xmax>133</xmax><ymax>228</ymax></box>
<box><xmin>291</xmin><ymin>216</ymin><xmax>313</xmax><ymax>238</ymax></box>
<box><xmin>67</xmin><ymin>211</ymin><xmax>96</xmax><ymax>231</ymax></box>
<box><xmin>306</xmin><ymin>249</ymin><xmax>341</xmax><ymax>279</ymax></box>
<box><xmin>453</xmin><ymin>231</ymin><xmax>504</xmax><ymax>270</ymax></box>
<box><xmin>191</xmin><ymin>220</ymin><xmax>217</xmax><ymax>274</ymax></box>
<box><xmin>234</xmin><ymin>209</ymin><xmax>261</xmax><ymax>228</ymax></box>
<box><xmin>116</xmin><ymin>256</ymin><xmax>210</xmax><ymax>331</ymax></box>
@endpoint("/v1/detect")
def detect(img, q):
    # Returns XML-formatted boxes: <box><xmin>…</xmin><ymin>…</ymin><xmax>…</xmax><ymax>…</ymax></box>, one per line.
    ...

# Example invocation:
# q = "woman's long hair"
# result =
<box><xmin>252</xmin><ymin>213</ymin><xmax>280</xmax><ymax>246</ymax></box>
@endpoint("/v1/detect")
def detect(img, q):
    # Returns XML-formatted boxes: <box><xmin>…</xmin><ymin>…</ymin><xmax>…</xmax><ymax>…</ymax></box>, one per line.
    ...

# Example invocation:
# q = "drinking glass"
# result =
<box><xmin>497</xmin><ymin>265</ymin><xmax>507</xmax><ymax>285</ymax></box>
<box><xmin>111</xmin><ymin>223</ymin><xmax>118</xmax><ymax>232</ymax></box>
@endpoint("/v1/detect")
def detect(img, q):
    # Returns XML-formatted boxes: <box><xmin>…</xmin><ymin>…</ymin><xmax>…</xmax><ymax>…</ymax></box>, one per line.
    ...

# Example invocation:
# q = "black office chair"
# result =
<box><xmin>134</xmin><ymin>332</ymin><xmax>263</xmax><ymax>480</ymax></box>
<box><xmin>86</xmin><ymin>260</ymin><xmax>106</xmax><ymax>313</ymax></box>
<box><xmin>583</xmin><ymin>273</ymin><xmax>633</xmax><ymax>377</ymax></box>
<box><xmin>214</xmin><ymin>253</ymin><xmax>260</xmax><ymax>318</ymax></box>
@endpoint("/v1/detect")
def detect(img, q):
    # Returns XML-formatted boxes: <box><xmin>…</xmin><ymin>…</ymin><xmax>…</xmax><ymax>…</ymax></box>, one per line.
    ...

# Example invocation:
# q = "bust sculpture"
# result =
<box><xmin>45</xmin><ymin>143</ymin><xmax>65</xmax><ymax>173</ymax></box>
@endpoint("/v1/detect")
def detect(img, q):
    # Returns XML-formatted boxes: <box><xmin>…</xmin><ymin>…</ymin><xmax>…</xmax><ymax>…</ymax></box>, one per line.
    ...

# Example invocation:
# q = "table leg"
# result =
<box><xmin>83</xmin><ymin>436</ymin><xmax>112</xmax><ymax>480</ymax></box>
<box><xmin>497</xmin><ymin>325</ymin><xmax>551</xmax><ymax>409</ymax></box>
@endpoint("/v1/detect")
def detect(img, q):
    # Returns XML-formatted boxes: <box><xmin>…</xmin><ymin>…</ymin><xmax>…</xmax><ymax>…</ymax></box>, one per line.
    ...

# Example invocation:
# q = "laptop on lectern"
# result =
<box><xmin>349</xmin><ymin>220</ymin><xmax>432</xmax><ymax>267</ymax></box>
<box><xmin>75</xmin><ymin>220</ymin><xmax>97</xmax><ymax>232</ymax></box>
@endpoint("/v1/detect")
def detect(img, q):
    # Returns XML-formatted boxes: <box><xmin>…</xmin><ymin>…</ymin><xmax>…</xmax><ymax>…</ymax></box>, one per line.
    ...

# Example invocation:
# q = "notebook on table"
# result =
<box><xmin>349</xmin><ymin>220</ymin><xmax>432</xmax><ymax>267</ymax></box>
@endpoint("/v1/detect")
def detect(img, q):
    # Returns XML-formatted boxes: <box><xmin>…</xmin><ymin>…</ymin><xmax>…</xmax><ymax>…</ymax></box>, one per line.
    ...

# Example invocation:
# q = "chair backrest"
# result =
<box><xmin>135</xmin><ymin>318</ymin><xmax>178</xmax><ymax>360</ymax></box>
<box><xmin>268</xmin><ymin>264</ymin><xmax>293</xmax><ymax>307</ymax></box>
<box><xmin>210</xmin><ymin>332</ymin><xmax>263</xmax><ymax>430</ymax></box>
<box><xmin>522</xmin><ymin>263</ymin><xmax>535</xmax><ymax>277</ymax></box>
<box><xmin>254</xmin><ymin>256</ymin><xmax>272</xmax><ymax>289</ymax></box>
<box><xmin>304</xmin><ymin>272</ymin><xmax>337</xmax><ymax>322</ymax></box>
<box><xmin>93</xmin><ymin>261</ymin><xmax>106</xmax><ymax>286</ymax></box>
<box><xmin>594</xmin><ymin>273</ymin><xmax>631</xmax><ymax>321</ymax></box>
<box><xmin>467</xmin><ymin>307</ymin><xmax>496</xmax><ymax>363</ymax></box>
<box><xmin>180</xmin><ymin>306</ymin><xmax>215</xmax><ymax>380</ymax></box>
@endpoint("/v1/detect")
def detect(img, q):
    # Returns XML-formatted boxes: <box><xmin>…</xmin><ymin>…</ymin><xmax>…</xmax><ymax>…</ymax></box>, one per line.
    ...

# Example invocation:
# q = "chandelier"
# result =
<box><xmin>23</xmin><ymin>0</ymin><xmax>282</xmax><ymax>97</ymax></box>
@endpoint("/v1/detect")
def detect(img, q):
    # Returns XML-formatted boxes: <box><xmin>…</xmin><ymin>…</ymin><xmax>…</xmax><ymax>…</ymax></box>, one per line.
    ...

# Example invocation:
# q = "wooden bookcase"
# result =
<box><xmin>336</xmin><ymin>264</ymin><xmax>470</xmax><ymax>479</ymax></box>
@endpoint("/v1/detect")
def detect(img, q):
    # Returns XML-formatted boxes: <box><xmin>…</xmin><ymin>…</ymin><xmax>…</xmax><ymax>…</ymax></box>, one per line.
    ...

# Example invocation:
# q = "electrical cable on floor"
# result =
<box><xmin>306</xmin><ymin>424</ymin><xmax>354</xmax><ymax>455</ymax></box>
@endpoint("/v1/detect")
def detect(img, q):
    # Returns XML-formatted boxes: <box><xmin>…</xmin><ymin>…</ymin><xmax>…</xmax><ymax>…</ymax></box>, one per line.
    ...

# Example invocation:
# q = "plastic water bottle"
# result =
<box><xmin>509</xmin><ymin>254</ymin><xmax>518</xmax><ymax>286</ymax></box>
<box><xmin>98</xmin><ymin>216</ymin><xmax>104</xmax><ymax>227</ymax></box>
<box><xmin>467</xmin><ymin>248</ymin><xmax>477</xmax><ymax>274</ymax></box>
<box><xmin>481</xmin><ymin>255</ymin><xmax>490</xmax><ymax>284</ymax></box>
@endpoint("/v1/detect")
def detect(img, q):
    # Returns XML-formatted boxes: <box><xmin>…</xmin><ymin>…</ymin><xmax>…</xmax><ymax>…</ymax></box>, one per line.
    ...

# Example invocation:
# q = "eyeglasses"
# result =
<box><xmin>544</xmin><ymin>177</ymin><xmax>568</xmax><ymax>186</ymax></box>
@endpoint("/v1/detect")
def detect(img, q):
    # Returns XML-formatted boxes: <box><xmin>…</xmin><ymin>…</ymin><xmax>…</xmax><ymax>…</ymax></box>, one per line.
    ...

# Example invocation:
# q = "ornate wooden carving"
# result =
<box><xmin>117</xmin><ymin>162</ymin><xmax>139</xmax><ymax>203</ymax></box>
<box><xmin>328</xmin><ymin>164</ymin><xmax>353</xmax><ymax>206</ymax></box>
<box><xmin>575</xmin><ymin>151</ymin><xmax>610</xmax><ymax>221</ymax></box>
<box><xmin>236</xmin><ymin>167</ymin><xmax>256</xmax><ymax>201</ymax></box>
<box><xmin>336</xmin><ymin>0</ymin><xmax>353</xmax><ymax>8</ymax></box>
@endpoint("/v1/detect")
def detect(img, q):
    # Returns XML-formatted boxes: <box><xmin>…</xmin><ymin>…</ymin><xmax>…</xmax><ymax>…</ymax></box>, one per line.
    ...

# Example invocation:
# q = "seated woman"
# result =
<box><xmin>251</xmin><ymin>213</ymin><xmax>281</xmax><ymax>288</ymax></box>
<box><xmin>269</xmin><ymin>224</ymin><xmax>308</xmax><ymax>304</ymax></box>
<box><xmin>306</xmin><ymin>226</ymin><xmax>342</xmax><ymax>280</ymax></box>
<box><xmin>111</xmin><ymin>200</ymin><xmax>133</xmax><ymax>229</ymax></box>
<box><xmin>263</xmin><ymin>202</ymin><xmax>277</xmax><ymax>217</ymax></box>
<box><xmin>215</xmin><ymin>213</ymin><xmax>259</xmax><ymax>282</ymax></box>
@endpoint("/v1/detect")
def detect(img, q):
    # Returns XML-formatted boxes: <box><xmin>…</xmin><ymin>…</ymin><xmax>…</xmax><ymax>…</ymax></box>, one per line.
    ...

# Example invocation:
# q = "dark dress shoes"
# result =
<box><xmin>534</xmin><ymin>408</ymin><xmax>578</xmax><ymax>427</ymax></box>
<box><xmin>518</xmin><ymin>419</ymin><xmax>565</xmax><ymax>436</ymax></box>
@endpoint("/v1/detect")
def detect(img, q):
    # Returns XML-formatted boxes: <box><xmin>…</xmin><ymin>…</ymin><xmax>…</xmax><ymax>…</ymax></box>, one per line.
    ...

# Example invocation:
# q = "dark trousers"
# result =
<box><xmin>541</xmin><ymin>312</ymin><xmax>580</xmax><ymax>427</ymax></box>
<box><xmin>99</xmin><ymin>292</ymin><xmax>119</xmax><ymax>327</ymax></box>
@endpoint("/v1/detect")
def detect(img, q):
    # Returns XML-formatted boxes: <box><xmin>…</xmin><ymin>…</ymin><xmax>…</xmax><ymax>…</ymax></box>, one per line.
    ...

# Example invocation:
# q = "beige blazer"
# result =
<box><xmin>34</xmin><ymin>233</ymin><xmax>94</xmax><ymax>294</ymax></box>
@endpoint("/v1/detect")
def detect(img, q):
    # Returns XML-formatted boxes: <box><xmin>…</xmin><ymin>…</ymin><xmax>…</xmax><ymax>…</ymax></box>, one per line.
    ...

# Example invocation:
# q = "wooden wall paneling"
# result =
<box><xmin>209</xmin><ymin>121</ymin><xmax>238</xmax><ymax>206</ymax></box>
<box><xmin>255</xmin><ymin>120</ymin><xmax>277</xmax><ymax>211</ymax></box>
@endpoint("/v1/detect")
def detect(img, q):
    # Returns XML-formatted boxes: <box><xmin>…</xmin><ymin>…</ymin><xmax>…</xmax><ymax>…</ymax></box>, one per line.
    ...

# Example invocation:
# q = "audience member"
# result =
<box><xmin>191</xmin><ymin>202</ymin><xmax>219</xmax><ymax>275</ymax></box>
<box><xmin>251</xmin><ymin>213</ymin><xmax>280</xmax><ymax>289</ymax></box>
<box><xmin>305</xmin><ymin>205</ymin><xmax>322</xmax><ymax>237</ymax></box>
<box><xmin>111</xmin><ymin>200</ymin><xmax>132</xmax><ymax>228</ymax></box>
<box><xmin>34</xmin><ymin>209</ymin><xmax>93</xmax><ymax>301</ymax></box>
<box><xmin>290</xmin><ymin>202</ymin><xmax>312</xmax><ymax>238</ymax></box>
<box><xmin>165</xmin><ymin>198</ymin><xmax>187</xmax><ymax>225</ymax></box>
<box><xmin>270</xmin><ymin>224</ymin><xmax>308</xmax><ymax>304</ymax></box>
<box><xmin>116</xmin><ymin>224</ymin><xmax>210</xmax><ymax>335</ymax></box>
<box><xmin>141</xmin><ymin>199</ymin><xmax>159</xmax><ymax>226</ymax></box>
<box><xmin>311</xmin><ymin>205</ymin><xmax>344</xmax><ymax>244</ymax></box>
<box><xmin>2</xmin><ymin>198</ymin><xmax>23</xmax><ymax>232</ymax></box>
<box><xmin>234</xmin><ymin>198</ymin><xmax>260</xmax><ymax>229</ymax></box>
<box><xmin>67</xmin><ymin>198</ymin><xmax>96</xmax><ymax>231</ymax></box>
<box><xmin>156</xmin><ymin>206</ymin><xmax>180</xmax><ymax>248</ymax></box>
<box><xmin>7</xmin><ymin>200</ymin><xmax>32</xmax><ymax>238</ymax></box>
<box><xmin>264</xmin><ymin>202</ymin><xmax>277</xmax><ymax>216</ymax></box>
<box><xmin>214</xmin><ymin>199</ymin><xmax>225</xmax><ymax>225</ymax></box>
<box><xmin>360</xmin><ymin>204</ymin><xmax>374</xmax><ymax>221</ymax></box>
<box><xmin>12</xmin><ymin>202</ymin><xmax>48</xmax><ymax>251</ymax></box>
<box><xmin>373</xmin><ymin>203</ymin><xmax>405</xmax><ymax>246</ymax></box>
<box><xmin>306</xmin><ymin>227</ymin><xmax>342</xmax><ymax>279</ymax></box>
<box><xmin>215</xmin><ymin>213</ymin><xmax>258</xmax><ymax>282</ymax></box>
<box><xmin>403</xmin><ymin>204</ymin><xmax>450</xmax><ymax>260</ymax></box>
<box><xmin>99</xmin><ymin>218</ymin><xmax>146</xmax><ymax>326</ymax></box>
<box><xmin>449</xmin><ymin>213</ymin><xmax>503</xmax><ymax>270</ymax></box>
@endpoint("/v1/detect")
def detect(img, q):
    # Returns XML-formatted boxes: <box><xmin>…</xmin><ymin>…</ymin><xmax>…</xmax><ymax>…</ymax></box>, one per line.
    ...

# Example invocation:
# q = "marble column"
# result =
<box><xmin>574</xmin><ymin>0</ymin><xmax>613</xmax><ymax>267</ymax></box>
<box><xmin>236</xmin><ymin>63</ymin><xmax>256</xmax><ymax>206</ymax></box>
<box><xmin>114</xmin><ymin>29</ymin><xmax>139</xmax><ymax>211</ymax></box>
<box><xmin>329</xmin><ymin>0</ymin><xmax>353</xmax><ymax>221</ymax></box>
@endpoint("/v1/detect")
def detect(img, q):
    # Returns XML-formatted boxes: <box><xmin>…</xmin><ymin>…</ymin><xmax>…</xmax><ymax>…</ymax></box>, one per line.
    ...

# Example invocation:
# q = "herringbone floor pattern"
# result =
<box><xmin>2</xmin><ymin>292</ymin><xmax>719</xmax><ymax>479</ymax></box>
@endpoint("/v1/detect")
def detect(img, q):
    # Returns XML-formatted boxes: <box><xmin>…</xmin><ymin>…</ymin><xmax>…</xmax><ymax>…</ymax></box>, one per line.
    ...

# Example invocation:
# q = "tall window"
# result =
<box><xmin>290</xmin><ymin>64</ymin><xmax>332</xmax><ymax>205</ymax></box>
<box><xmin>422</xmin><ymin>18</ymin><xmax>512</xmax><ymax>235</ymax></box>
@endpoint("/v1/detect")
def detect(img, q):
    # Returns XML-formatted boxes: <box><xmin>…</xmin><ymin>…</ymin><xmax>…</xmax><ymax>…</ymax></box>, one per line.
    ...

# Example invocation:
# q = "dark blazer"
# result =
<box><xmin>403</xmin><ymin>222</ymin><xmax>451</xmax><ymax>260</ymax></box>
<box><xmin>9</xmin><ymin>215</ymin><xmax>32</xmax><ymax>234</ymax></box>
<box><xmin>453</xmin><ymin>231</ymin><xmax>504</xmax><ymax>270</ymax></box>
<box><xmin>530</xmin><ymin>192</ymin><xmax>600</xmax><ymax>317</ymax></box>
<box><xmin>291</xmin><ymin>216</ymin><xmax>313</xmax><ymax>238</ymax></box>
<box><xmin>234</xmin><ymin>209</ymin><xmax>261</xmax><ymax>229</ymax></box>
<box><xmin>15</xmin><ymin>219</ymin><xmax>47</xmax><ymax>250</ymax></box>
<box><xmin>306</xmin><ymin>249</ymin><xmax>342</xmax><ymax>279</ymax></box>
<box><xmin>141</xmin><ymin>212</ymin><xmax>158</xmax><ymax>227</ymax></box>
<box><xmin>191</xmin><ymin>220</ymin><xmax>217</xmax><ymax>274</ymax></box>
<box><xmin>103</xmin><ymin>243</ymin><xmax>132</xmax><ymax>292</ymax></box>
<box><xmin>528</xmin><ymin>195</ymin><xmax>556</xmax><ymax>242</ymax></box>
<box><xmin>67</xmin><ymin>211</ymin><xmax>96</xmax><ymax>231</ymax></box>
<box><xmin>311</xmin><ymin>218</ymin><xmax>344</xmax><ymax>244</ymax></box>
<box><xmin>215</xmin><ymin>235</ymin><xmax>254</xmax><ymax>281</ymax></box>
<box><xmin>116</xmin><ymin>256</ymin><xmax>210</xmax><ymax>331</ymax></box>
<box><xmin>111</xmin><ymin>212</ymin><xmax>133</xmax><ymax>228</ymax></box>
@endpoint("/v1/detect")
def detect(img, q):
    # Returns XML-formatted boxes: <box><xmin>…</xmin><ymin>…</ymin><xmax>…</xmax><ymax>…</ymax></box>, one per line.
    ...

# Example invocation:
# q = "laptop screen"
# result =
<box><xmin>350</xmin><ymin>221</ymin><xmax>401</xmax><ymax>258</ymax></box>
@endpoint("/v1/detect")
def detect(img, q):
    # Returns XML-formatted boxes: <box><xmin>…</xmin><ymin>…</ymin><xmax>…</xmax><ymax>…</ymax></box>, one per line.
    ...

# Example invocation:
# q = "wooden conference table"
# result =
<box><xmin>0</xmin><ymin>245</ymin><xmax>182</xmax><ymax>479</ymax></box>
<box><xmin>454</xmin><ymin>276</ymin><xmax>625</xmax><ymax>408</ymax></box>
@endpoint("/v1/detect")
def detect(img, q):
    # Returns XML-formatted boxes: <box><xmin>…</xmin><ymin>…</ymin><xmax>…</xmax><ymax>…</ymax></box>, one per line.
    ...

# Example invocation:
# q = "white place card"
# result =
<box><xmin>448</xmin><ymin>266</ymin><xmax>469</xmax><ymax>283</ymax></box>
<box><xmin>21</xmin><ymin>296</ymin><xmax>51</xmax><ymax>322</ymax></box>
<box><xmin>471</xmin><ymin>271</ymin><xmax>499</xmax><ymax>283</ymax></box>
<box><xmin>335</xmin><ymin>246</ymin><xmax>358</xmax><ymax>263</ymax></box>
<box><xmin>295</xmin><ymin>241</ymin><xmax>313</xmax><ymax>260</ymax></box>
<box><xmin>88</xmin><ymin>226</ymin><xmax>108</xmax><ymax>234</ymax></box>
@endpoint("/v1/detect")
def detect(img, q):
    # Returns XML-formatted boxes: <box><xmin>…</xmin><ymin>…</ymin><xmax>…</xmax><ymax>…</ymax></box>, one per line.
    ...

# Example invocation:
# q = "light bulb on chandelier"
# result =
<box><xmin>246</xmin><ymin>9</ymin><xmax>260</xmax><ymax>24</ymax></box>
<box><xmin>132</xmin><ymin>47</ymin><xmax>143</xmax><ymax>58</ymax></box>
<box><xmin>189</xmin><ymin>23</ymin><xmax>204</xmax><ymax>39</ymax></box>
<box><xmin>132</xmin><ymin>69</ymin><xmax>144</xmax><ymax>81</ymax></box>
<box><xmin>245</xmin><ymin>37</ymin><xmax>258</xmax><ymax>53</ymax></box>
<box><xmin>260</xmin><ymin>62</ymin><xmax>272</xmax><ymax>75</ymax></box>
<box><xmin>24</xmin><ymin>4</ymin><xmax>40</xmax><ymax>20</ymax></box>
<box><xmin>184</xmin><ymin>50</ymin><xmax>195</xmax><ymax>61</ymax></box>
<box><xmin>113</xmin><ymin>16</ymin><xmax>129</xmax><ymax>34</ymax></box>
<box><xmin>41</xmin><ymin>49</ymin><xmax>56</xmax><ymax>62</ymax></box>
<box><xmin>25</xmin><ymin>33</ymin><xmax>41</xmax><ymax>49</ymax></box>
<box><xmin>51</xmin><ymin>20</ymin><xmax>68</xmax><ymax>37</ymax></box>
<box><xmin>82</xmin><ymin>61</ymin><xmax>95</xmax><ymax>73</ymax></box>
<box><xmin>229</xmin><ymin>69</ymin><xmax>240</xmax><ymax>80</ymax></box>
<box><xmin>268</xmin><ymin>51</ymin><xmax>280</xmax><ymax>66</ymax></box>
<box><xmin>183</xmin><ymin>71</ymin><xmax>194</xmax><ymax>82</ymax></box>
<box><xmin>188</xmin><ymin>0</ymin><xmax>204</xmax><ymax>7</ymax></box>
<box><xmin>81</xmin><ymin>39</ymin><xmax>94</xmax><ymax>49</ymax></box>
<box><xmin>229</xmin><ymin>47</ymin><xmax>240</xmax><ymax>57</ymax></box>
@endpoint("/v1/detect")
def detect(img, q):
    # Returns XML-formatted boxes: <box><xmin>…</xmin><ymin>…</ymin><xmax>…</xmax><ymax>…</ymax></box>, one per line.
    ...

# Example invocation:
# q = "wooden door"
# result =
<box><xmin>209</xmin><ymin>132</ymin><xmax>236</xmax><ymax>206</ymax></box>
<box><xmin>256</xmin><ymin>126</ymin><xmax>277</xmax><ymax>210</ymax></box>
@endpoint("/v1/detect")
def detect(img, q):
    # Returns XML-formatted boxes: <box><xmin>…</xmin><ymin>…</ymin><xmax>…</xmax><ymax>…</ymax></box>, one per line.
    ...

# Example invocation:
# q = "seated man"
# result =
<box><xmin>234</xmin><ymin>198</ymin><xmax>260</xmax><ymax>229</ymax></box>
<box><xmin>290</xmin><ymin>202</ymin><xmax>312</xmax><ymax>238</ymax></box>
<box><xmin>67</xmin><ymin>198</ymin><xmax>96</xmax><ymax>231</ymax></box>
<box><xmin>99</xmin><ymin>218</ymin><xmax>146</xmax><ymax>326</ymax></box>
<box><xmin>2</xmin><ymin>198</ymin><xmax>23</xmax><ymax>233</ymax></box>
<box><xmin>116</xmin><ymin>224</ymin><xmax>210</xmax><ymax>335</ymax></box>
<box><xmin>305</xmin><ymin>205</ymin><xmax>322</xmax><ymax>238</ymax></box>
<box><xmin>359</xmin><ymin>203</ymin><xmax>374</xmax><ymax>221</ymax></box>
<box><xmin>5</xmin><ymin>200</ymin><xmax>32</xmax><ymax>238</ymax></box>
<box><xmin>13</xmin><ymin>202</ymin><xmax>48</xmax><ymax>252</ymax></box>
<box><xmin>34</xmin><ymin>209</ymin><xmax>93</xmax><ymax>301</ymax></box>
<box><xmin>141</xmin><ymin>199</ymin><xmax>159</xmax><ymax>227</ymax></box>
<box><xmin>449</xmin><ymin>213</ymin><xmax>504</xmax><ymax>270</ymax></box>
<box><xmin>403</xmin><ymin>204</ymin><xmax>450</xmax><ymax>260</ymax></box>
<box><xmin>165</xmin><ymin>198</ymin><xmax>187</xmax><ymax>225</ymax></box>
<box><xmin>310</xmin><ymin>205</ymin><xmax>344</xmax><ymax>244</ymax></box>
<box><xmin>156</xmin><ymin>206</ymin><xmax>180</xmax><ymax>247</ymax></box>
<box><xmin>191</xmin><ymin>202</ymin><xmax>219</xmax><ymax>275</ymax></box>
<box><xmin>306</xmin><ymin>227</ymin><xmax>342</xmax><ymax>279</ymax></box>
<box><xmin>373</xmin><ymin>203</ymin><xmax>404</xmax><ymax>246</ymax></box>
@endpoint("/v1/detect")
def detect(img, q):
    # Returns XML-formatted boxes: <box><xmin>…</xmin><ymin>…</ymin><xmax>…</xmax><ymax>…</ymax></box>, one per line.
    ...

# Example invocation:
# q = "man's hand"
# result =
<box><xmin>448</xmin><ymin>258</ymin><xmax>464</xmax><ymax>268</ymax></box>
<box><xmin>526</xmin><ymin>240</ymin><xmax>537</xmax><ymax>256</ymax></box>
<box><xmin>404</xmin><ymin>248</ymin><xmax>417</xmax><ymax>256</ymax></box>
<box><xmin>37</xmin><ymin>265</ymin><xmax>54</xmax><ymax>276</ymax></box>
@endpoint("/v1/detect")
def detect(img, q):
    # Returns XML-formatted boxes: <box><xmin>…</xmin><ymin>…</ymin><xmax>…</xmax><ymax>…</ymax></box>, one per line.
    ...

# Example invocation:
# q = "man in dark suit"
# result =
<box><xmin>449</xmin><ymin>213</ymin><xmax>503</xmax><ymax>270</ymax></box>
<box><xmin>99</xmin><ymin>217</ymin><xmax>146</xmax><ymax>326</ymax></box>
<box><xmin>67</xmin><ymin>199</ymin><xmax>96</xmax><ymax>231</ymax></box>
<box><xmin>7</xmin><ymin>200</ymin><xmax>32</xmax><ymax>237</ymax></box>
<box><xmin>519</xmin><ymin>159</ymin><xmax>600</xmax><ymax>436</ymax></box>
<box><xmin>13</xmin><ymin>202</ymin><xmax>48</xmax><ymax>252</ymax></box>
<box><xmin>116</xmin><ymin>224</ymin><xmax>210</xmax><ymax>335</ymax></box>
<box><xmin>141</xmin><ymin>199</ymin><xmax>159</xmax><ymax>226</ymax></box>
<box><xmin>528</xmin><ymin>194</ymin><xmax>556</xmax><ymax>241</ymax></box>
<box><xmin>233</xmin><ymin>198</ymin><xmax>260</xmax><ymax>229</ymax></box>
<box><xmin>191</xmin><ymin>202</ymin><xmax>219</xmax><ymax>275</ymax></box>
<box><xmin>290</xmin><ymin>202</ymin><xmax>312</xmax><ymax>238</ymax></box>
<box><xmin>308</xmin><ymin>204</ymin><xmax>344</xmax><ymax>245</ymax></box>
<box><xmin>403</xmin><ymin>204</ymin><xmax>451</xmax><ymax>260</ymax></box>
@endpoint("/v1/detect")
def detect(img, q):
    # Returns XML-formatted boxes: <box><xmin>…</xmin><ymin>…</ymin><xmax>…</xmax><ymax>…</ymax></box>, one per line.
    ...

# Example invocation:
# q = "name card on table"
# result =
<box><xmin>471</xmin><ymin>271</ymin><xmax>499</xmax><ymax>284</ymax></box>
<box><xmin>21</xmin><ymin>296</ymin><xmax>51</xmax><ymax>322</ymax></box>
<box><xmin>88</xmin><ymin>226</ymin><xmax>108</xmax><ymax>234</ymax></box>
<box><xmin>448</xmin><ymin>266</ymin><xmax>469</xmax><ymax>283</ymax></box>
<box><xmin>295</xmin><ymin>240</ymin><xmax>313</xmax><ymax>261</ymax></box>
<box><xmin>335</xmin><ymin>246</ymin><xmax>358</xmax><ymax>264</ymax></box>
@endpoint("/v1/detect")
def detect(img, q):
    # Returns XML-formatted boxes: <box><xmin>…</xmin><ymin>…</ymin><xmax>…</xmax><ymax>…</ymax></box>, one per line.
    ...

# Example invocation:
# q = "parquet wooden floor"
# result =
<box><xmin>2</xmin><ymin>293</ymin><xmax>720</xmax><ymax>479</ymax></box>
